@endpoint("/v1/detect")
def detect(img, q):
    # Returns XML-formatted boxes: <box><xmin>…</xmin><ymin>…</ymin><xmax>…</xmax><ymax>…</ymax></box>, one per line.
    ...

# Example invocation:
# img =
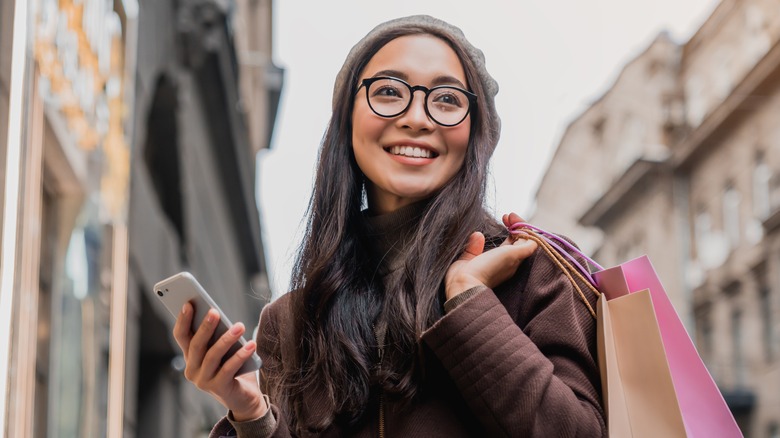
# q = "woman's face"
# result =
<box><xmin>352</xmin><ymin>34</ymin><xmax>471</xmax><ymax>214</ymax></box>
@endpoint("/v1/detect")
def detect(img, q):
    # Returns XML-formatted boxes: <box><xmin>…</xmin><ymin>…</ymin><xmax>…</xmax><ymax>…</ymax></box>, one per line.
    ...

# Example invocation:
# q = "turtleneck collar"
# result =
<box><xmin>362</xmin><ymin>199</ymin><xmax>429</xmax><ymax>276</ymax></box>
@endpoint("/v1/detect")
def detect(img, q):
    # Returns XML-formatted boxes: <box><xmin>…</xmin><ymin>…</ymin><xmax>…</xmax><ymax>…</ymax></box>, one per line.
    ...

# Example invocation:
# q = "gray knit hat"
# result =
<box><xmin>333</xmin><ymin>15</ymin><xmax>501</xmax><ymax>154</ymax></box>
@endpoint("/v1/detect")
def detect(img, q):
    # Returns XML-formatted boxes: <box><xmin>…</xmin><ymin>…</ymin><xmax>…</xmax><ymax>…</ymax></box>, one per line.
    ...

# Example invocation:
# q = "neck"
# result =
<box><xmin>363</xmin><ymin>199</ymin><xmax>429</xmax><ymax>275</ymax></box>
<box><xmin>366</xmin><ymin>187</ymin><xmax>428</xmax><ymax>216</ymax></box>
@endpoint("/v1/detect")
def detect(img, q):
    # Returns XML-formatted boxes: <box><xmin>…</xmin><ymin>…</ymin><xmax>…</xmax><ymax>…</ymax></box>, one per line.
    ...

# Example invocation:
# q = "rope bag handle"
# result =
<box><xmin>508</xmin><ymin>223</ymin><xmax>602</xmax><ymax>319</ymax></box>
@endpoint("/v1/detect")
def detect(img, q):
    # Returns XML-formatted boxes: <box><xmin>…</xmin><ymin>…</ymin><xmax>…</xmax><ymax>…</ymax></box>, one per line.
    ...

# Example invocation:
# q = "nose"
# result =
<box><xmin>396</xmin><ymin>90</ymin><xmax>435</xmax><ymax>131</ymax></box>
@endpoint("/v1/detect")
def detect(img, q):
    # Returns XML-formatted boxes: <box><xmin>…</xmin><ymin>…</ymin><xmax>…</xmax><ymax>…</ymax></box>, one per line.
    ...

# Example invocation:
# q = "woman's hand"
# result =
<box><xmin>173</xmin><ymin>303</ymin><xmax>268</xmax><ymax>422</ymax></box>
<box><xmin>444</xmin><ymin>212</ymin><xmax>538</xmax><ymax>300</ymax></box>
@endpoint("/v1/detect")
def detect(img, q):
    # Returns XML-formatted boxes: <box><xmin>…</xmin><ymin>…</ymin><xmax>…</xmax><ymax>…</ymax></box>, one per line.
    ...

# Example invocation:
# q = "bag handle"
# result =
<box><xmin>509</xmin><ymin>223</ymin><xmax>605</xmax><ymax>280</ymax></box>
<box><xmin>509</xmin><ymin>223</ymin><xmax>601</xmax><ymax>319</ymax></box>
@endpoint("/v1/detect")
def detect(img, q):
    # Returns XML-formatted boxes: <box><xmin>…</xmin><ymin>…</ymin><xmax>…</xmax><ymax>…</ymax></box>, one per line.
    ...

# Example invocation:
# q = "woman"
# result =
<box><xmin>174</xmin><ymin>15</ymin><xmax>606</xmax><ymax>437</ymax></box>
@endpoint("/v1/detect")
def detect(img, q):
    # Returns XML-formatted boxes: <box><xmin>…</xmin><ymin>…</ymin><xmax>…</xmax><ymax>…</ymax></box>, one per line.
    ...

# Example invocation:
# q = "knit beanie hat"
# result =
<box><xmin>333</xmin><ymin>15</ymin><xmax>501</xmax><ymax>154</ymax></box>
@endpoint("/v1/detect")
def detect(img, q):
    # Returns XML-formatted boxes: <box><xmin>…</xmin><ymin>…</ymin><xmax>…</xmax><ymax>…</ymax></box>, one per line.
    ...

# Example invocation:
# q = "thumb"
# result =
<box><xmin>460</xmin><ymin>232</ymin><xmax>485</xmax><ymax>261</ymax></box>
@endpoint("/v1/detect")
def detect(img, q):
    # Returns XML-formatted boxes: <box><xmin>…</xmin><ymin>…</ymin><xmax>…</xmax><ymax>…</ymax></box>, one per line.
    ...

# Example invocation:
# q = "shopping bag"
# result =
<box><xmin>508</xmin><ymin>224</ymin><xmax>742</xmax><ymax>438</ymax></box>
<box><xmin>594</xmin><ymin>264</ymin><xmax>686</xmax><ymax>437</ymax></box>
<box><xmin>595</xmin><ymin>257</ymin><xmax>742</xmax><ymax>438</ymax></box>
<box><xmin>594</xmin><ymin>281</ymin><xmax>686</xmax><ymax>436</ymax></box>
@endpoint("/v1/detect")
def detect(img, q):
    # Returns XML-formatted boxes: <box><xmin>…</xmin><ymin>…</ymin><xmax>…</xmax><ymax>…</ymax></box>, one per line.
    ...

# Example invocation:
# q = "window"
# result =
<box><xmin>144</xmin><ymin>75</ymin><xmax>185</xmax><ymax>253</ymax></box>
<box><xmin>696</xmin><ymin>306</ymin><xmax>714</xmax><ymax>365</ymax></box>
<box><xmin>723</xmin><ymin>185</ymin><xmax>741</xmax><ymax>248</ymax></box>
<box><xmin>696</xmin><ymin>203</ymin><xmax>731</xmax><ymax>269</ymax></box>
<box><xmin>37</xmin><ymin>190</ymin><xmax>111</xmax><ymax>438</ymax></box>
<box><xmin>732</xmin><ymin>309</ymin><xmax>745</xmax><ymax>386</ymax></box>
<box><xmin>754</xmin><ymin>154</ymin><xmax>771</xmax><ymax>220</ymax></box>
<box><xmin>759</xmin><ymin>275</ymin><xmax>775</xmax><ymax>362</ymax></box>
<box><xmin>694</xmin><ymin>208</ymin><xmax>711</xmax><ymax>259</ymax></box>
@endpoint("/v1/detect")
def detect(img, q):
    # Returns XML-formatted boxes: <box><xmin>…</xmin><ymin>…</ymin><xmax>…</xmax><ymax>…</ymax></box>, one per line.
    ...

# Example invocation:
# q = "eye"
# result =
<box><xmin>430</xmin><ymin>88</ymin><xmax>466</xmax><ymax>110</ymax></box>
<box><xmin>369</xmin><ymin>78</ymin><xmax>409</xmax><ymax>102</ymax></box>
<box><xmin>373</xmin><ymin>85</ymin><xmax>403</xmax><ymax>98</ymax></box>
<box><xmin>435</xmin><ymin>93</ymin><xmax>461</xmax><ymax>105</ymax></box>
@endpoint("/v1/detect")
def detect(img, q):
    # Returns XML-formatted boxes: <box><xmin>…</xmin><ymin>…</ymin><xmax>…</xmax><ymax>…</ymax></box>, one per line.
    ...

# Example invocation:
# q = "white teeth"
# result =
<box><xmin>389</xmin><ymin>146</ymin><xmax>433</xmax><ymax>158</ymax></box>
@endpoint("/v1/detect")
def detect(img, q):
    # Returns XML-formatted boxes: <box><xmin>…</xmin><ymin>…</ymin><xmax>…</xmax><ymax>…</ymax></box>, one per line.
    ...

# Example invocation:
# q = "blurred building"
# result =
<box><xmin>531</xmin><ymin>0</ymin><xmax>780</xmax><ymax>436</ymax></box>
<box><xmin>126</xmin><ymin>0</ymin><xmax>282</xmax><ymax>436</ymax></box>
<box><xmin>0</xmin><ymin>0</ymin><xmax>282</xmax><ymax>437</ymax></box>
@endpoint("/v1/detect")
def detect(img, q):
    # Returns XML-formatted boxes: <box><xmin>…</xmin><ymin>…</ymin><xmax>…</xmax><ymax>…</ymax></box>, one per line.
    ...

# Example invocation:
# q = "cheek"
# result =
<box><xmin>351</xmin><ymin>106</ymin><xmax>384</xmax><ymax>149</ymax></box>
<box><xmin>351</xmin><ymin>107</ymin><xmax>386</xmax><ymax>177</ymax></box>
<box><xmin>446</xmin><ymin>120</ymin><xmax>471</xmax><ymax>163</ymax></box>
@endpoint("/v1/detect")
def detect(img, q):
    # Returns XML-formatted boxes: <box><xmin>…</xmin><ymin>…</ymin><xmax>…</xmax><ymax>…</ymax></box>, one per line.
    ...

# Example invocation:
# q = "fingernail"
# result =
<box><xmin>244</xmin><ymin>341</ymin><xmax>255</xmax><ymax>351</ymax></box>
<box><xmin>230</xmin><ymin>324</ymin><xmax>242</xmax><ymax>335</ymax></box>
<box><xmin>206</xmin><ymin>311</ymin><xmax>215</xmax><ymax>323</ymax></box>
<box><xmin>181</xmin><ymin>304</ymin><xmax>188</xmax><ymax>315</ymax></box>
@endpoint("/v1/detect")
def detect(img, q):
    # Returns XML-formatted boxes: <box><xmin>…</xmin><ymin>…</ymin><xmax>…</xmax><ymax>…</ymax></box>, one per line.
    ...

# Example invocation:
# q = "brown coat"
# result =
<box><xmin>210</xmin><ymin>245</ymin><xmax>606</xmax><ymax>437</ymax></box>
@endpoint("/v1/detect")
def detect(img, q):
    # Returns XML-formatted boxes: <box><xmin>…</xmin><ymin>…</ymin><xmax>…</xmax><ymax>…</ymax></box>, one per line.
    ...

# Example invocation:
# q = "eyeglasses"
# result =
<box><xmin>357</xmin><ymin>76</ymin><xmax>477</xmax><ymax>127</ymax></box>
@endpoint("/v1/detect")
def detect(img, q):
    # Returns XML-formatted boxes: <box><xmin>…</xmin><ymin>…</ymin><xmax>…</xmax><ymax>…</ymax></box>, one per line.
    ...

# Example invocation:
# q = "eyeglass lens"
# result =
<box><xmin>366</xmin><ymin>78</ymin><xmax>470</xmax><ymax>126</ymax></box>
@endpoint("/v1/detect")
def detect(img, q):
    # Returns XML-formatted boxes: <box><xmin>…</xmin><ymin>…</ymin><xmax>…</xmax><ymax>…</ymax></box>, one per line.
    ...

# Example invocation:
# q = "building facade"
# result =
<box><xmin>125</xmin><ymin>0</ymin><xmax>282</xmax><ymax>436</ymax></box>
<box><xmin>0</xmin><ymin>0</ymin><xmax>282</xmax><ymax>436</ymax></box>
<box><xmin>532</xmin><ymin>0</ymin><xmax>780</xmax><ymax>436</ymax></box>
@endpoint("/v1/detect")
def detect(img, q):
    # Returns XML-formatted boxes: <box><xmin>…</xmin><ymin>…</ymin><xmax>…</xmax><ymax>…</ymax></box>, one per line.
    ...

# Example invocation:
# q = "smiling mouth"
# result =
<box><xmin>385</xmin><ymin>146</ymin><xmax>439</xmax><ymax>159</ymax></box>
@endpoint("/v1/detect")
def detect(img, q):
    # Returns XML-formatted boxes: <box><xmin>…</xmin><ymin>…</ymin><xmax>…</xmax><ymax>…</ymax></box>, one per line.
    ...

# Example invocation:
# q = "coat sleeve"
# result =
<box><xmin>210</xmin><ymin>300</ymin><xmax>294</xmax><ymax>438</ymax></box>
<box><xmin>420</xmin><ymin>249</ymin><xmax>606</xmax><ymax>437</ymax></box>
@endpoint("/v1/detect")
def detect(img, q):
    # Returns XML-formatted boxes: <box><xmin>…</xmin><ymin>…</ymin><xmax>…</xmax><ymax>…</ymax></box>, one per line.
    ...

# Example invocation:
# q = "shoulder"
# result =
<box><xmin>257</xmin><ymin>290</ymin><xmax>301</xmax><ymax>343</ymax></box>
<box><xmin>492</xmin><ymin>231</ymin><xmax>596</xmax><ymax>321</ymax></box>
<box><xmin>261</xmin><ymin>290</ymin><xmax>295</xmax><ymax>319</ymax></box>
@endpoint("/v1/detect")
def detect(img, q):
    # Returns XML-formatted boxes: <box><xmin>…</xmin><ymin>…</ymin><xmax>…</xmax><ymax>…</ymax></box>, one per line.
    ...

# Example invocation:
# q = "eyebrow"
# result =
<box><xmin>370</xmin><ymin>69</ymin><xmax>468</xmax><ymax>89</ymax></box>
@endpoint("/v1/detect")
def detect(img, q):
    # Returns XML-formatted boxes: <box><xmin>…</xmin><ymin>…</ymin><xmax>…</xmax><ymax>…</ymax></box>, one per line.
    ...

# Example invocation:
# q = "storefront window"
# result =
<box><xmin>2</xmin><ymin>0</ymin><xmax>135</xmax><ymax>435</ymax></box>
<box><xmin>37</xmin><ymin>195</ymin><xmax>111</xmax><ymax>438</ymax></box>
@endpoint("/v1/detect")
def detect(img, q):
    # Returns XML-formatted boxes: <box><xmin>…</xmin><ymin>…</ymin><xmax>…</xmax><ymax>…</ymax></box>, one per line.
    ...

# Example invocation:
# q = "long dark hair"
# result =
<box><xmin>271</xmin><ymin>25</ymin><xmax>505</xmax><ymax>433</ymax></box>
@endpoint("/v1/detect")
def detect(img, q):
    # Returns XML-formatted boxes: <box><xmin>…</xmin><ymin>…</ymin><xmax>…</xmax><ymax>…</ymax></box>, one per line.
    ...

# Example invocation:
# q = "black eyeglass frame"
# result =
<box><xmin>357</xmin><ymin>76</ymin><xmax>478</xmax><ymax>127</ymax></box>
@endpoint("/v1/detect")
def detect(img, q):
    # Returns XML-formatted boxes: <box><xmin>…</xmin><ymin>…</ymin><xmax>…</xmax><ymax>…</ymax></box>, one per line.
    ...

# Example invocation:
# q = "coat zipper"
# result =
<box><xmin>379</xmin><ymin>392</ymin><xmax>385</xmax><ymax>438</ymax></box>
<box><xmin>374</xmin><ymin>324</ymin><xmax>385</xmax><ymax>438</ymax></box>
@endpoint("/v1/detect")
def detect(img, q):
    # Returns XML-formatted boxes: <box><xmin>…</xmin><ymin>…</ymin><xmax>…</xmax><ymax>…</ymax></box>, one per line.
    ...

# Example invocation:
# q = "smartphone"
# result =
<box><xmin>154</xmin><ymin>272</ymin><xmax>262</xmax><ymax>376</ymax></box>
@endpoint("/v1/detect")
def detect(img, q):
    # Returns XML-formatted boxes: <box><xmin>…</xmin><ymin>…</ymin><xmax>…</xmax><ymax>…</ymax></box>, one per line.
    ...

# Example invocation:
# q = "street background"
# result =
<box><xmin>1</xmin><ymin>0</ymin><xmax>779</xmax><ymax>436</ymax></box>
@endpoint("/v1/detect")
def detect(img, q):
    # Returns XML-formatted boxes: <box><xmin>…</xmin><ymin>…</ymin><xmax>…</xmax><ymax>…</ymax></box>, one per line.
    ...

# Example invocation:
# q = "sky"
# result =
<box><xmin>257</xmin><ymin>0</ymin><xmax>720</xmax><ymax>297</ymax></box>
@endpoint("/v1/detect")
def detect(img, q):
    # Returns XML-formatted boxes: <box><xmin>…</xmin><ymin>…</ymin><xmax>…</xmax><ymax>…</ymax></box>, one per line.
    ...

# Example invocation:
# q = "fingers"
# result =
<box><xmin>447</xmin><ymin>229</ymin><xmax>537</xmax><ymax>297</ymax></box>
<box><xmin>491</xmin><ymin>238</ymin><xmax>538</xmax><ymax>266</ymax></box>
<box><xmin>503</xmin><ymin>212</ymin><xmax>525</xmax><ymax>229</ymax></box>
<box><xmin>461</xmin><ymin>232</ymin><xmax>485</xmax><ymax>260</ymax></box>
<box><xmin>507</xmin><ymin>212</ymin><xmax>525</xmax><ymax>226</ymax></box>
<box><xmin>503</xmin><ymin>212</ymin><xmax>529</xmax><ymax>246</ymax></box>
<box><xmin>184</xmin><ymin>309</ymin><xmax>220</xmax><ymax>380</ymax></box>
<box><xmin>482</xmin><ymin>240</ymin><xmax>538</xmax><ymax>286</ymax></box>
<box><xmin>200</xmin><ymin>322</ymin><xmax>247</xmax><ymax>378</ymax></box>
<box><xmin>214</xmin><ymin>340</ymin><xmax>258</xmax><ymax>386</ymax></box>
<box><xmin>173</xmin><ymin>302</ymin><xmax>194</xmax><ymax>359</ymax></box>
<box><xmin>173</xmin><ymin>306</ymin><xmax>263</xmax><ymax>416</ymax></box>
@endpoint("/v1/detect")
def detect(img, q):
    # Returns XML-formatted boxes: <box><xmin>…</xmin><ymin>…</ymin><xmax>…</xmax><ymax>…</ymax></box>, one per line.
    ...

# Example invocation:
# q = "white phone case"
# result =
<box><xmin>154</xmin><ymin>272</ymin><xmax>262</xmax><ymax>376</ymax></box>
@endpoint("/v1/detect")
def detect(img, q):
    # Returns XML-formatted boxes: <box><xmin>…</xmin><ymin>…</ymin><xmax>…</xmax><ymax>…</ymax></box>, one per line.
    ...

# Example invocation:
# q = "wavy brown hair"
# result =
<box><xmin>270</xmin><ymin>25</ymin><xmax>505</xmax><ymax>433</ymax></box>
